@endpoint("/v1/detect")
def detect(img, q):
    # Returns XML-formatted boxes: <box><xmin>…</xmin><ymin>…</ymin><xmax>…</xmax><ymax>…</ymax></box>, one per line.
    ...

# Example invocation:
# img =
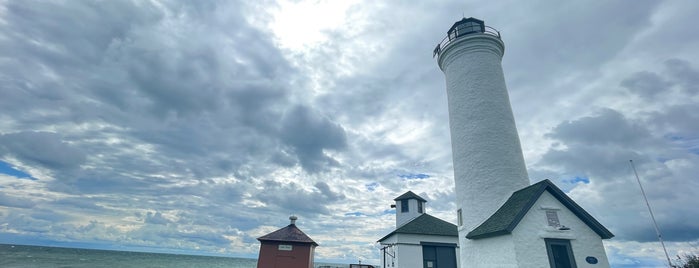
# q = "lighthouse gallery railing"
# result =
<box><xmin>433</xmin><ymin>26</ymin><xmax>500</xmax><ymax>58</ymax></box>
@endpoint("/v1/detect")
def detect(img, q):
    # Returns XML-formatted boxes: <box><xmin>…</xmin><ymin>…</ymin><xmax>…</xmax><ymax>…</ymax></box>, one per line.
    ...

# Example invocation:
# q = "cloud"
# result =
<box><xmin>0</xmin><ymin>132</ymin><xmax>86</xmax><ymax>170</ymax></box>
<box><xmin>255</xmin><ymin>180</ymin><xmax>345</xmax><ymax>215</ymax></box>
<box><xmin>620</xmin><ymin>71</ymin><xmax>673</xmax><ymax>99</ymax></box>
<box><xmin>535</xmin><ymin>109</ymin><xmax>653</xmax><ymax>182</ymax></box>
<box><xmin>0</xmin><ymin>192</ymin><xmax>36</xmax><ymax>209</ymax></box>
<box><xmin>547</xmin><ymin>109</ymin><xmax>652</xmax><ymax>146</ymax></box>
<box><xmin>664</xmin><ymin>58</ymin><xmax>699</xmax><ymax>94</ymax></box>
<box><xmin>145</xmin><ymin>212</ymin><xmax>172</xmax><ymax>225</ymax></box>
<box><xmin>398</xmin><ymin>173</ymin><xmax>430</xmax><ymax>180</ymax></box>
<box><xmin>0</xmin><ymin>0</ymin><xmax>697</xmax><ymax>265</ymax></box>
<box><xmin>280</xmin><ymin>105</ymin><xmax>348</xmax><ymax>172</ymax></box>
<box><xmin>532</xmin><ymin>106</ymin><xmax>699</xmax><ymax>243</ymax></box>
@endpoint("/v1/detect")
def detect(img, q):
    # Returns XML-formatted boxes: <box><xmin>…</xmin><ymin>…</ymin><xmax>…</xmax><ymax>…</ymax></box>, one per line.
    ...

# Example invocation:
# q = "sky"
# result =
<box><xmin>0</xmin><ymin>0</ymin><xmax>698</xmax><ymax>266</ymax></box>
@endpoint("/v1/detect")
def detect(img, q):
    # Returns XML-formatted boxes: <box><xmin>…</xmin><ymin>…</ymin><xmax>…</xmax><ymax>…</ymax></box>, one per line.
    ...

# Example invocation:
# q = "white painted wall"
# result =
<box><xmin>380</xmin><ymin>233</ymin><xmax>459</xmax><ymax>268</ymax></box>
<box><xmin>396</xmin><ymin>199</ymin><xmax>424</xmax><ymax>228</ymax></box>
<box><xmin>463</xmin><ymin>234</ymin><xmax>517</xmax><ymax>267</ymax></box>
<box><xmin>437</xmin><ymin>31</ymin><xmax>530</xmax><ymax>268</ymax></box>
<box><xmin>460</xmin><ymin>191</ymin><xmax>611</xmax><ymax>267</ymax></box>
<box><xmin>512</xmin><ymin>191</ymin><xmax>611</xmax><ymax>268</ymax></box>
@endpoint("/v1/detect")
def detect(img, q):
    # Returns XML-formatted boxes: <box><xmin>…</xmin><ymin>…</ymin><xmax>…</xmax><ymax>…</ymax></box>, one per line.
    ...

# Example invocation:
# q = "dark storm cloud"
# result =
<box><xmin>620</xmin><ymin>60</ymin><xmax>699</xmax><ymax>150</ymax></box>
<box><xmin>547</xmin><ymin>109</ymin><xmax>652</xmax><ymax>146</ymax></box>
<box><xmin>620</xmin><ymin>71</ymin><xmax>672</xmax><ymax>99</ymax></box>
<box><xmin>664</xmin><ymin>58</ymin><xmax>699</xmax><ymax>94</ymax></box>
<box><xmin>536</xmin><ymin>109</ymin><xmax>655</xmax><ymax>181</ymax></box>
<box><xmin>497</xmin><ymin>1</ymin><xmax>662</xmax><ymax>121</ymax></box>
<box><xmin>648</xmin><ymin>104</ymin><xmax>699</xmax><ymax>138</ymax></box>
<box><xmin>622</xmin><ymin>59</ymin><xmax>699</xmax><ymax>100</ymax></box>
<box><xmin>0</xmin><ymin>132</ymin><xmax>86</xmax><ymax>170</ymax></box>
<box><xmin>0</xmin><ymin>192</ymin><xmax>36</xmax><ymax>209</ymax></box>
<box><xmin>256</xmin><ymin>180</ymin><xmax>345</xmax><ymax>214</ymax></box>
<box><xmin>1</xmin><ymin>1</ymin><xmax>160</xmax><ymax>64</ymax></box>
<box><xmin>0</xmin><ymin>0</ymin><xmax>354</xmax><ymax>254</ymax></box>
<box><xmin>0</xmin><ymin>0</ymin><xmax>349</xmax><ymax>185</ymax></box>
<box><xmin>280</xmin><ymin>105</ymin><xmax>348</xmax><ymax>172</ymax></box>
<box><xmin>0</xmin><ymin>1</ymin><xmax>163</xmax><ymax>124</ymax></box>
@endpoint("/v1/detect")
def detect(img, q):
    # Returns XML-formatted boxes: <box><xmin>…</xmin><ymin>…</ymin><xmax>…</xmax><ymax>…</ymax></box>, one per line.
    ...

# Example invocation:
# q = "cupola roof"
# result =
<box><xmin>257</xmin><ymin>217</ymin><xmax>318</xmax><ymax>246</ymax></box>
<box><xmin>394</xmin><ymin>191</ymin><xmax>427</xmax><ymax>202</ymax></box>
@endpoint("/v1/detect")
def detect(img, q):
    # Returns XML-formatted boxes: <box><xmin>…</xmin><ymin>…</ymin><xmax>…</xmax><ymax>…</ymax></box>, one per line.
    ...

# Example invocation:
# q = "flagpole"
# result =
<box><xmin>629</xmin><ymin>160</ymin><xmax>674</xmax><ymax>267</ymax></box>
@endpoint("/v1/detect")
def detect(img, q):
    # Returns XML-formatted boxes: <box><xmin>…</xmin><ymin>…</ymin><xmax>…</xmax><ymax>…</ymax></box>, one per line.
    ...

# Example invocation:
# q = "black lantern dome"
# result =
<box><xmin>447</xmin><ymin>17</ymin><xmax>485</xmax><ymax>40</ymax></box>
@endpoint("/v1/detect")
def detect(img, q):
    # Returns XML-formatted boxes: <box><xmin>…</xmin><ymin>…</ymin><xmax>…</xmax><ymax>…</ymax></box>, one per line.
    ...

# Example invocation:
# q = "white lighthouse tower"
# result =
<box><xmin>435</xmin><ymin>17</ymin><xmax>530</xmax><ymax>264</ymax></box>
<box><xmin>434</xmin><ymin>18</ymin><xmax>614</xmax><ymax>268</ymax></box>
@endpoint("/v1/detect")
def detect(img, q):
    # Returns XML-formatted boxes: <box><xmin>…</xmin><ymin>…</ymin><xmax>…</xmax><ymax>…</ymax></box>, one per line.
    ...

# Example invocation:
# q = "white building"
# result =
<box><xmin>378</xmin><ymin>191</ymin><xmax>459</xmax><ymax>268</ymax></box>
<box><xmin>465</xmin><ymin>179</ymin><xmax>613</xmax><ymax>267</ymax></box>
<box><xmin>433</xmin><ymin>18</ymin><xmax>614</xmax><ymax>267</ymax></box>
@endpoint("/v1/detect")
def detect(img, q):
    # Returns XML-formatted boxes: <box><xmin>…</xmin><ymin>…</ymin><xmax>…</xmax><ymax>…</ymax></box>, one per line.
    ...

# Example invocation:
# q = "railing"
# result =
<box><xmin>433</xmin><ymin>26</ymin><xmax>501</xmax><ymax>57</ymax></box>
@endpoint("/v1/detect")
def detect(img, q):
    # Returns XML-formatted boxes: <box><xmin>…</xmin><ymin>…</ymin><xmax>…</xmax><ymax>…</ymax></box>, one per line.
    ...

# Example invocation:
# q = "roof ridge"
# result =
<box><xmin>258</xmin><ymin>224</ymin><xmax>318</xmax><ymax>246</ymax></box>
<box><xmin>378</xmin><ymin>213</ymin><xmax>457</xmax><ymax>242</ymax></box>
<box><xmin>394</xmin><ymin>191</ymin><xmax>428</xmax><ymax>202</ymax></box>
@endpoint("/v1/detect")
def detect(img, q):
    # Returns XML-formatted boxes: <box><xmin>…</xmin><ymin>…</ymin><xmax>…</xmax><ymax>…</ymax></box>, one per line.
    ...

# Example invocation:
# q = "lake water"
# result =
<box><xmin>0</xmin><ymin>244</ymin><xmax>349</xmax><ymax>268</ymax></box>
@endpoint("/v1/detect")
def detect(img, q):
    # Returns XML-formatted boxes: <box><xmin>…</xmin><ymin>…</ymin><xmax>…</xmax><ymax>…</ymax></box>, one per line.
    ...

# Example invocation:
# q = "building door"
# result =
<box><xmin>422</xmin><ymin>245</ymin><xmax>456</xmax><ymax>268</ymax></box>
<box><xmin>545</xmin><ymin>239</ymin><xmax>577</xmax><ymax>268</ymax></box>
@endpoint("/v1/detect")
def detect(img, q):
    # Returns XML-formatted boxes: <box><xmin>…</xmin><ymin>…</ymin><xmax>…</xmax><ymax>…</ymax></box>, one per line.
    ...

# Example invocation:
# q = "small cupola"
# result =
<box><xmin>393</xmin><ymin>191</ymin><xmax>428</xmax><ymax>228</ymax></box>
<box><xmin>447</xmin><ymin>17</ymin><xmax>485</xmax><ymax>40</ymax></box>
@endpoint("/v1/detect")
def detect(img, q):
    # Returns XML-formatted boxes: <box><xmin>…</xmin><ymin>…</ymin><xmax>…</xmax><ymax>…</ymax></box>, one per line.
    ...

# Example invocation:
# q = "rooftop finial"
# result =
<box><xmin>289</xmin><ymin>215</ymin><xmax>298</xmax><ymax>225</ymax></box>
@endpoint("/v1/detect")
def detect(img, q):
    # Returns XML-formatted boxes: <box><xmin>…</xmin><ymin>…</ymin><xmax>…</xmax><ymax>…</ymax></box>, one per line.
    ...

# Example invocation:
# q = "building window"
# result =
<box><xmin>546</xmin><ymin>210</ymin><xmax>560</xmax><ymax>227</ymax></box>
<box><xmin>457</xmin><ymin>209</ymin><xmax>463</xmax><ymax>226</ymax></box>
<box><xmin>418</xmin><ymin>201</ymin><xmax>423</xmax><ymax>213</ymax></box>
<box><xmin>401</xmin><ymin>200</ymin><xmax>409</xmax><ymax>213</ymax></box>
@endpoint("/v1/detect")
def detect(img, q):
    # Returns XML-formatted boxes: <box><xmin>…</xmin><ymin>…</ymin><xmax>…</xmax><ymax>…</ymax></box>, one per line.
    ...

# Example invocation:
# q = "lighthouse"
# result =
<box><xmin>435</xmin><ymin>17</ymin><xmax>530</xmax><ymax>265</ymax></box>
<box><xmin>434</xmin><ymin>18</ymin><xmax>613</xmax><ymax>267</ymax></box>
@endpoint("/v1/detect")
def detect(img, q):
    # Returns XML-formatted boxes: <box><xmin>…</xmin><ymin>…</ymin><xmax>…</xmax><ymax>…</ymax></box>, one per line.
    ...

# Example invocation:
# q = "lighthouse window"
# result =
<box><xmin>458</xmin><ymin>22</ymin><xmax>480</xmax><ymax>35</ymax></box>
<box><xmin>401</xmin><ymin>200</ymin><xmax>409</xmax><ymax>213</ymax></box>
<box><xmin>450</xmin><ymin>21</ymin><xmax>483</xmax><ymax>40</ymax></box>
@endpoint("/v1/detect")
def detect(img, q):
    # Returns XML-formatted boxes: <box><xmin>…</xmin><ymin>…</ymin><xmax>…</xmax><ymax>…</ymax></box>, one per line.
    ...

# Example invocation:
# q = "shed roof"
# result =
<box><xmin>258</xmin><ymin>224</ymin><xmax>318</xmax><ymax>246</ymax></box>
<box><xmin>394</xmin><ymin>191</ymin><xmax>427</xmax><ymax>202</ymax></box>
<box><xmin>466</xmin><ymin>179</ymin><xmax>614</xmax><ymax>240</ymax></box>
<box><xmin>378</xmin><ymin>214</ymin><xmax>457</xmax><ymax>242</ymax></box>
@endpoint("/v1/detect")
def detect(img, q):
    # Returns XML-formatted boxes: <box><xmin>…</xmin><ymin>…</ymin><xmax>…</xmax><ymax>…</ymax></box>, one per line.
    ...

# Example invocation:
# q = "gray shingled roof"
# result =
<box><xmin>258</xmin><ymin>224</ymin><xmax>318</xmax><ymax>246</ymax></box>
<box><xmin>394</xmin><ymin>191</ymin><xmax>427</xmax><ymax>202</ymax></box>
<box><xmin>378</xmin><ymin>214</ymin><xmax>457</xmax><ymax>242</ymax></box>
<box><xmin>466</xmin><ymin>179</ymin><xmax>614</xmax><ymax>240</ymax></box>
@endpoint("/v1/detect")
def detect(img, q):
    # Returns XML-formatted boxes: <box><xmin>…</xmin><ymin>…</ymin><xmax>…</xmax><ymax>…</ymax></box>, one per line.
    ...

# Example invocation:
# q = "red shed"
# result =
<box><xmin>257</xmin><ymin>216</ymin><xmax>318</xmax><ymax>268</ymax></box>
